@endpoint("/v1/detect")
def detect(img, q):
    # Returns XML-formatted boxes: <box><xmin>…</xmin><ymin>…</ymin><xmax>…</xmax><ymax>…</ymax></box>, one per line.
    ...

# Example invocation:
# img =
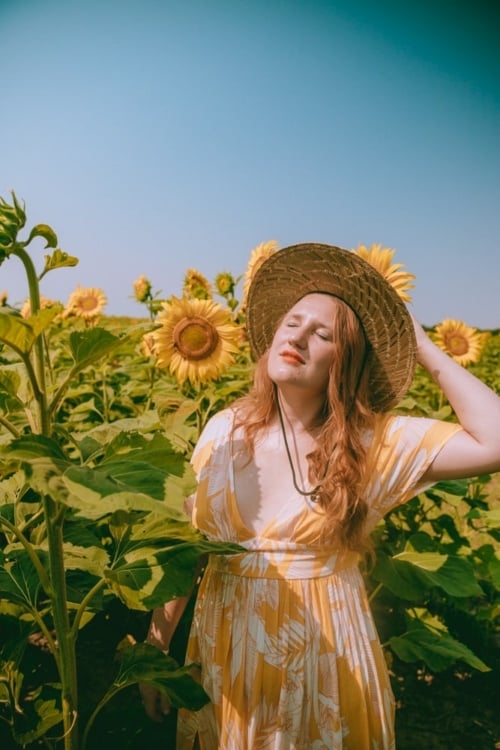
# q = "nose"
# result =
<box><xmin>288</xmin><ymin>328</ymin><xmax>307</xmax><ymax>349</ymax></box>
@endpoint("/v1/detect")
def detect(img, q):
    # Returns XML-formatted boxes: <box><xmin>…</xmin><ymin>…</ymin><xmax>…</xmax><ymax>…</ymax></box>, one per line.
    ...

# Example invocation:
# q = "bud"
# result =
<box><xmin>215</xmin><ymin>272</ymin><xmax>235</xmax><ymax>297</ymax></box>
<box><xmin>133</xmin><ymin>274</ymin><xmax>152</xmax><ymax>303</ymax></box>
<box><xmin>183</xmin><ymin>268</ymin><xmax>212</xmax><ymax>300</ymax></box>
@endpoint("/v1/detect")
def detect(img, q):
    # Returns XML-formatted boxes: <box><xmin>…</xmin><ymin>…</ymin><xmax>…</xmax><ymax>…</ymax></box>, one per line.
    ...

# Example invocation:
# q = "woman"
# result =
<box><xmin>141</xmin><ymin>243</ymin><xmax>500</xmax><ymax>749</ymax></box>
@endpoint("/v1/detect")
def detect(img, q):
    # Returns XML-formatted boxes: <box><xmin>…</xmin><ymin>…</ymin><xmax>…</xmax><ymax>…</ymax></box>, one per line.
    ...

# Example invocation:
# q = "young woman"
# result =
<box><xmin>141</xmin><ymin>243</ymin><xmax>500</xmax><ymax>749</ymax></box>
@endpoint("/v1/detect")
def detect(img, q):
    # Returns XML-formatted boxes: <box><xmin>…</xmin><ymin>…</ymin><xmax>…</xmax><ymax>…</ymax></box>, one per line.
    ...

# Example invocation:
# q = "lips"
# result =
<box><xmin>280</xmin><ymin>349</ymin><xmax>305</xmax><ymax>365</ymax></box>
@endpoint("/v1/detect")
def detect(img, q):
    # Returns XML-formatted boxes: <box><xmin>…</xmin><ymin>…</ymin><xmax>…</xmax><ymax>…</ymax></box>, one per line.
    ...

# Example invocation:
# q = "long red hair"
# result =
<box><xmin>232</xmin><ymin>296</ymin><xmax>378</xmax><ymax>552</ymax></box>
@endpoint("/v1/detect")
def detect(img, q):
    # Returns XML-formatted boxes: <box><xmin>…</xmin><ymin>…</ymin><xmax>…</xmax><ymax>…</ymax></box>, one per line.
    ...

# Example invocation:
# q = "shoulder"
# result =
<box><xmin>365</xmin><ymin>413</ymin><xmax>462</xmax><ymax>513</ymax></box>
<box><xmin>191</xmin><ymin>407</ymin><xmax>236</xmax><ymax>474</ymax></box>
<box><xmin>380</xmin><ymin>413</ymin><xmax>462</xmax><ymax>449</ymax></box>
<box><xmin>199</xmin><ymin>407</ymin><xmax>235</xmax><ymax>441</ymax></box>
<box><xmin>365</xmin><ymin>412</ymin><xmax>462</xmax><ymax>478</ymax></box>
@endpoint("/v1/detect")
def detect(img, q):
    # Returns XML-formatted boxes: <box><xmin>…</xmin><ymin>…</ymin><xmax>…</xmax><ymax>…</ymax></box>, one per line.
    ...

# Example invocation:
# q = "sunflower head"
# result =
<box><xmin>133</xmin><ymin>274</ymin><xmax>152</xmax><ymax>303</ymax></box>
<box><xmin>433</xmin><ymin>318</ymin><xmax>488</xmax><ymax>366</ymax></box>
<box><xmin>152</xmin><ymin>295</ymin><xmax>241</xmax><ymax>385</ymax></box>
<box><xmin>241</xmin><ymin>240</ymin><xmax>279</xmax><ymax>311</ymax></box>
<box><xmin>353</xmin><ymin>243</ymin><xmax>415</xmax><ymax>303</ymax></box>
<box><xmin>21</xmin><ymin>295</ymin><xmax>62</xmax><ymax>319</ymax></box>
<box><xmin>183</xmin><ymin>268</ymin><xmax>212</xmax><ymax>300</ymax></box>
<box><xmin>0</xmin><ymin>291</ymin><xmax>8</xmax><ymax>307</ymax></box>
<box><xmin>64</xmin><ymin>285</ymin><xmax>107</xmax><ymax>320</ymax></box>
<box><xmin>215</xmin><ymin>271</ymin><xmax>235</xmax><ymax>297</ymax></box>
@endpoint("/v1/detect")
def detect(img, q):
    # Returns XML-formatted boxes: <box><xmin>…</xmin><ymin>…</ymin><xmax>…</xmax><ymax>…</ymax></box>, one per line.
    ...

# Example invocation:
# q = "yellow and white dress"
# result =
<box><xmin>177</xmin><ymin>409</ymin><xmax>461</xmax><ymax>750</ymax></box>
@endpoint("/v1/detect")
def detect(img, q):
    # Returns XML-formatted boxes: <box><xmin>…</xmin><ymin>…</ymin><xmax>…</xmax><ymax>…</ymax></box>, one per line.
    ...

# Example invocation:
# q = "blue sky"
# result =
<box><xmin>1</xmin><ymin>0</ymin><xmax>499</xmax><ymax>327</ymax></box>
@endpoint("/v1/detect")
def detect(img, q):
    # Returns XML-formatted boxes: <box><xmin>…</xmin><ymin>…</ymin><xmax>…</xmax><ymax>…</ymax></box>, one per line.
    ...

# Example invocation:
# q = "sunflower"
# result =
<box><xmin>1</xmin><ymin>291</ymin><xmax>8</xmax><ymax>307</ymax></box>
<box><xmin>433</xmin><ymin>318</ymin><xmax>488</xmax><ymax>366</ymax></box>
<box><xmin>241</xmin><ymin>240</ymin><xmax>279</xmax><ymax>308</ymax></box>
<box><xmin>64</xmin><ymin>285</ymin><xmax>107</xmax><ymax>319</ymax></box>
<box><xmin>133</xmin><ymin>274</ymin><xmax>152</xmax><ymax>303</ymax></box>
<box><xmin>183</xmin><ymin>268</ymin><xmax>212</xmax><ymax>300</ymax></box>
<box><xmin>215</xmin><ymin>271</ymin><xmax>235</xmax><ymax>297</ymax></box>
<box><xmin>152</xmin><ymin>295</ymin><xmax>241</xmax><ymax>385</ymax></box>
<box><xmin>20</xmin><ymin>295</ymin><xmax>62</xmax><ymax>319</ymax></box>
<box><xmin>353</xmin><ymin>243</ymin><xmax>415</xmax><ymax>303</ymax></box>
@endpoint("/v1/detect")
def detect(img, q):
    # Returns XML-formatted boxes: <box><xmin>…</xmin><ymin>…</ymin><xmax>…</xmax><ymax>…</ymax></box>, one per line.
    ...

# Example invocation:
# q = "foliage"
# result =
<box><xmin>0</xmin><ymin>194</ymin><xmax>245</xmax><ymax>750</ymax></box>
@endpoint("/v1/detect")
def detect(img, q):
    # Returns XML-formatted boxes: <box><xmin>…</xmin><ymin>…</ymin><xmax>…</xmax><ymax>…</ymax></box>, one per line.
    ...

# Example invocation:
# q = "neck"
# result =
<box><xmin>274</xmin><ymin>387</ymin><xmax>326</xmax><ymax>501</ymax></box>
<box><xmin>273</xmin><ymin>386</ymin><xmax>325</xmax><ymax>433</ymax></box>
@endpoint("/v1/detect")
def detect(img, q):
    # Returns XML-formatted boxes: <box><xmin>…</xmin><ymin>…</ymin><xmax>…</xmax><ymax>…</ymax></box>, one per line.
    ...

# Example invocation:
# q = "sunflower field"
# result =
<box><xmin>0</xmin><ymin>194</ymin><xmax>499</xmax><ymax>750</ymax></box>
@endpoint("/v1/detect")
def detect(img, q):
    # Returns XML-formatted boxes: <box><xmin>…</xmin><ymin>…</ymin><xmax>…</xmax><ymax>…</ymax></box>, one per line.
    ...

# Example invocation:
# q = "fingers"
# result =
<box><xmin>159</xmin><ymin>694</ymin><xmax>172</xmax><ymax>716</ymax></box>
<box><xmin>139</xmin><ymin>684</ymin><xmax>172</xmax><ymax>723</ymax></box>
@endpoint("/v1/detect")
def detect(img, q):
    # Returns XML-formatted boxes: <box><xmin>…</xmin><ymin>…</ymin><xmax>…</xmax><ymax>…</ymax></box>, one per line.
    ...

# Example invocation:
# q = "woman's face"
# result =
<box><xmin>267</xmin><ymin>293</ymin><xmax>338</xmax><ymax>395</ymax></box>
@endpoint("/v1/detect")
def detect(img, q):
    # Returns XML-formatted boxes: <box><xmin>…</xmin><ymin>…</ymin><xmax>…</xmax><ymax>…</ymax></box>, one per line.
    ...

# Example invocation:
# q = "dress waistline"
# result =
<box><xmin>207</xmin><ymin>549</ymin><xmax>360</xmax><ymax>580</ymax></box>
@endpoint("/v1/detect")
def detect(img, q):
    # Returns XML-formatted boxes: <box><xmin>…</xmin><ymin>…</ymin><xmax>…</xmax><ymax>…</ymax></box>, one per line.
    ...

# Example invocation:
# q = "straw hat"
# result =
<box><xmin>245</xmin><ymin>242</ymin><xmax>417</xmax><ymax>411</ymax></box>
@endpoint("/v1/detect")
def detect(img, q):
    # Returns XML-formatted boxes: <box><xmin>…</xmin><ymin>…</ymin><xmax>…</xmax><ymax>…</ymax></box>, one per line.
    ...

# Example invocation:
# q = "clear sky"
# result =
<box><xmin>1</xmin><ymin>0</ymin><xmax>499</xmax><ymax>328</ymax></box>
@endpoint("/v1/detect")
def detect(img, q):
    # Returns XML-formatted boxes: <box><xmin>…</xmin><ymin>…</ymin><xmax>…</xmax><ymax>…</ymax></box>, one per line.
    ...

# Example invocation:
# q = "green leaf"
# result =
<box><xmin>394</xmin><ymin>550</ymin><xmax>447</xmax><ymax>572</ymax></box>
<box><xmin>4</xmin><ymin>434</ymin><xmax>67</xmax><ymax>461</ymax></box>
<box><xmin>0</xmin><ymin>314</ymin><xmax>35</xmax><ymax>353</ymax></box>
<box><xmin>432</xmin><ymin>479</ymin><xmax>469</xmax><ymax>496</ymax></box>
<box><xmin>372</xmin><ymin>552</ymin><xmax>428</xmax><ymax>600</ymax></box>
<box><xmin>478</xmin><ymin>507</ymin><xmax>500</xmax><ymax>529</ymax></box>
<box><xmin>26</xmin><ymin>306</ymin><xmax>62</xmax><ymax>336</ymax></box>
<box><xmin>107</xmin><ymin>534</ymin><xmax>242</xmax><ymax>610</ymax></box>
<box><xmin>112</xmin><ymin>642</ymin><xmax>209</xmax><ymax>710</ymax></box>
<box><xmin>0</xmin><ymin>368</ymin><xmax>21</xmax><ymax>398</ymax></box>
<box><xmin>488</xmin><ymin>557</ymin><xmax>500</xmax><ymax>587</ymax></box>
<box><xmin>0</xmin><ymin>548</ymin><xmax>45</xmax><ymax>609</ymax></box>
<box><xmin>389</xmin><ymin>616</ymin><xmax>490</xmax><ymax>672</ymax></box>
<box><xmin>11</xmin><ymin>683</ymin><xmax>63</xmax><ymax>745</ymax></box>
<box><xmin>26</xmin><ymin>224</ymin><xmax>58</xmax><ymax>249</ymax></box>
<box><xmin>102</xmin><ymin>431</ymin><xmax>187</xmax><ymax>476</ymax></box>
<box><xmin>62</xmin><ymin>541</ymin><xmax>110</xmax><ymax>577</ymax></box>
<box><xmin>64</xmin><ymin>461</ymin><xmax>175</xmax><ymax>501</ymax></box>
<box><xmin>41</xmin><ymin>247</ymin><xmax>79</xmax><ymax>274</ymax></box>
<box><xmin>373</xmin><ymin>550</ymin><xmax>484</xmax><ymax>599</ymax></box>
<box><xmin>68</xmin><ymin>328</ymin><xmax>122</xmax><ymax>369</ymax></box>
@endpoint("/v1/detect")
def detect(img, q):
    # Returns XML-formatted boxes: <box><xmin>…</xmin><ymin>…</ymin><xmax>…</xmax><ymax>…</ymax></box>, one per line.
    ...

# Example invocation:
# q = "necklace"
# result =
<box><xmin>276</xmin><ymin>398</ymin><xmax>322</xmax><ymax>503</ymax></box>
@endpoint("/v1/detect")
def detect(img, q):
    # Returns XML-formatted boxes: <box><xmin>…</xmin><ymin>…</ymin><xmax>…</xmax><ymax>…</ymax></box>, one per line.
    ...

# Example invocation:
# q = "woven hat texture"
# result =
<box><xmin>246</xmin><ymin>242</ymin><xmax>417</xmax><ymax>411</ymax></box>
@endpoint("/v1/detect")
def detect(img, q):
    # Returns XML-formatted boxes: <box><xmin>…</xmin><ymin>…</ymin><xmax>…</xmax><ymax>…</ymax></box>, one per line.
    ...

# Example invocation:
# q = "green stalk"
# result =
<box><xmin>80</xmin><ymin>683</ymin><xmax>129</xmax><ymax>750</ymax></box>
<box><xmin>0</xmin><ymin>414</ymin><xmax>20</xmax><ymax>437</ymax></box>
<box><xmin>43</xmin><ymin>496</ymin><xmax>79</xmax><ymax>750</ymax></box>
<box><xmin>10</xmin><ymin>244</ymin><xmax>50</xmax><ymax>435</ymax></box>
<box><xmin>70</xmin><ymin>578</ymin><xmax>107</xmax><ymax>639</ymax></box>
<box><xmin>0</xmin><ymin>516</ymin><xmax>54</xmax><ymax>596</ymax></box>
<box><xmin>368</xmin><ymin>582</ymin><xmax>383</xmax><ymax>603</ymax></box>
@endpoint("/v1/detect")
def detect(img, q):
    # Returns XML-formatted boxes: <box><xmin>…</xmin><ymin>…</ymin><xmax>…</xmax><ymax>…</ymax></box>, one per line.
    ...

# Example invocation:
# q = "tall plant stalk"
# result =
<box><xmin>0</xmin><ymin>194</ymin><xmax>80</xmax><ymax>748</ymax></box>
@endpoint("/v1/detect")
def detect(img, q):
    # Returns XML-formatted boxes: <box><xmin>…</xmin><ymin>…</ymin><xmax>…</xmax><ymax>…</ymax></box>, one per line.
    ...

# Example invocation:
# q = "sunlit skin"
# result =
<box><xmin>267</xmin><ymin>293</ymin><xmax>338</xmax><ymax>400</ymax></box>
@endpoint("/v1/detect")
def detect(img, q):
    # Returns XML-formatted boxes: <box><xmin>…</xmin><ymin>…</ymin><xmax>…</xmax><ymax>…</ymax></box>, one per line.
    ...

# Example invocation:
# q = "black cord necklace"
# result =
<box><xmin>276</xmin><ymin>397</ymin><xmax>322</xmax><ymax>503</ymax></box>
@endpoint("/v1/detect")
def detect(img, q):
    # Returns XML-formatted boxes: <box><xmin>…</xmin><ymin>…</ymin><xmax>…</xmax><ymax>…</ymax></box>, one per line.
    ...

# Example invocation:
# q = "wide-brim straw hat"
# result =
<box><xmin>245</xmin><ymin>242</ymin><xmax>417</xmax><ymax>412</ymax></box>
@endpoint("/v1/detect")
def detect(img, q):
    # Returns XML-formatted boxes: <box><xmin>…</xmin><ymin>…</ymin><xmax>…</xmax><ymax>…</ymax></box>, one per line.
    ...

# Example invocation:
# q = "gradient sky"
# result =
<box><xmin>1</xmin><ymin>0</ymin><xmax>499</xmax><ymax>327</ymax></box>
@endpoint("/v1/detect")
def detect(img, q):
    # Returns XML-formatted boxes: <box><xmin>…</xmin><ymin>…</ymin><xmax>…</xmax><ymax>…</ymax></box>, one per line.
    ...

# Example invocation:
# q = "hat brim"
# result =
<box><xmin>245</xmin><ymin>243</ymin><xmax>417</xmax><ymax>412</ymax></box>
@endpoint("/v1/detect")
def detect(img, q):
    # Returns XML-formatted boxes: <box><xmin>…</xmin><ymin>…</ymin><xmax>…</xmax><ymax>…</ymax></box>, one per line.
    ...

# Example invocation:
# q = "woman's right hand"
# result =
<box><xmin>139</xmin><ymin>681</ymin><xmax>172</xmax><ymax>722</ymax></box>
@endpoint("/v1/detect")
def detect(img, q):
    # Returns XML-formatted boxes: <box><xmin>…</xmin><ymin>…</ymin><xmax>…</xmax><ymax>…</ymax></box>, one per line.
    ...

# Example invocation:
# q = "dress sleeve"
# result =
<box><xmin>189</xmin><ymin>408</ymin><xmax>236</xmax><ymax>538</ymax></box>
<box><xmin>367</xmin><ymin>414</ymin><xmax>462</xmax><ymax>516</ymax></box>
<box><xmin>190</xmin><ymin>408</ymin><xmax>234</xmax><ymax>480</ymax></box>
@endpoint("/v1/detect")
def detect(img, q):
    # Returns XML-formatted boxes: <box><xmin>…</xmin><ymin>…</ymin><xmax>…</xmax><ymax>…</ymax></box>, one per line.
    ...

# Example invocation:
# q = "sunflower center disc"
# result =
<box><xmin>445</xmin><ymin>333</ymin><xmax>469</xmax><ymax>356</ymax></box>
<box><xmin>80</xmin><ymin>295</ymin><xmax>99</xmax><ymax>311</ymax></box>
<box><xmin>173</xmin><ymin>316</ymin><xmax>219</xmax><ymax>360</ymax></box>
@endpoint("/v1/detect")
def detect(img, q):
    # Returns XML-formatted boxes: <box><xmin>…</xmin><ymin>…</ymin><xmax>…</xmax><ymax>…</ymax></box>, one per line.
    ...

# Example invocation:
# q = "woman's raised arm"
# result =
<box><xmin>412</xmin><ymin>315</ymin><xmax>500</xmax><ymax>481</ymax></box>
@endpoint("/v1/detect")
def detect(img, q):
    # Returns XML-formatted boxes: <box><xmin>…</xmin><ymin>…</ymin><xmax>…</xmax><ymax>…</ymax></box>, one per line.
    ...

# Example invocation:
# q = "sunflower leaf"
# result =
<box><xmin>41</xmin><ymin>247</ymin><xmax>79</xmax><ymax>276</ymax></box>
<box><xmin>26</xmin><ymin>224</ymin><xmax>58</xmax><ymax>249</ymax></box>
<box><xmin>68</xmin><ymin>328</ymin><xmax>122</xmax><ymax>369</ymax></box>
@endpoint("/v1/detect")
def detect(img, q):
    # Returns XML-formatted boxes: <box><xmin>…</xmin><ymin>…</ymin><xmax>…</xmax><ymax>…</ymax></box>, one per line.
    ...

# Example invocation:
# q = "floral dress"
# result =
<box><xmin>177</xmin><ymin>409</ymin><xmax>461</xmax><ymax>750</ymax></box>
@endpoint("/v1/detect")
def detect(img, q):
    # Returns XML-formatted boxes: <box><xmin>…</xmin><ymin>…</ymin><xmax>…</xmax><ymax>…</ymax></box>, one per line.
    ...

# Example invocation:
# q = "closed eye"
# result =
<box><xmin>316</xmin><ymin>330</ymin><xmax>332</xmax><ymax>341</ymax></box>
